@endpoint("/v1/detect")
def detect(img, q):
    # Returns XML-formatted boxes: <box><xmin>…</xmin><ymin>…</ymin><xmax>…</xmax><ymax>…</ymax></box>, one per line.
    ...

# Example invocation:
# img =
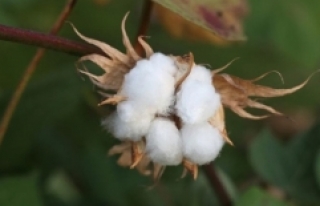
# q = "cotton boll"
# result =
<box><xmin>103</xmin><ymin>111</ymin><xmax>154</xmax><ymax>142</ymax></box>
<box><xmin>146</xmin><ymin>118</ymin><xmax>183</xmax><ymax>165</ymax></box>
<box><xmin>121</xmin><ymin>59</ymin><xmax>154</xmax><ymax>100</ymax></box>
<box><xmin>121</xmin><ymin>54</ymin><xmax>176</xmax><ymax>115</ymax></box>
<box><xmin>181</xmin><ymin>123</ymin><xmax>224</xmax><ymax>165</ymax></box>
<box><xmin>117</xmin><ymin>100</ymin><xmax>154</xmax><ymax>122</ymax></box>
<box><xmin>149</xmin><ymin>53</ymin><xmax>177</xmax><ymax>76</ymax></box>
<box><xmin>184</xmin><ymin>65</ymin><xmax>213</xmax><ymax>85</ymax></box>
<box><xmin>176</xmin><ymin>65</ymin><xmax>221</xmax><ymax>124</ymax></box>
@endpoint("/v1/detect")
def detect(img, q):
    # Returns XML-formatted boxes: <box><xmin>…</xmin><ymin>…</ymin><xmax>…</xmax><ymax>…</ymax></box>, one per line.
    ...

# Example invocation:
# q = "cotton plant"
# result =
<box><xmin>72</xmin><ymin>13</ymin><xmax>315</xmax><ymax>180</ymax></box>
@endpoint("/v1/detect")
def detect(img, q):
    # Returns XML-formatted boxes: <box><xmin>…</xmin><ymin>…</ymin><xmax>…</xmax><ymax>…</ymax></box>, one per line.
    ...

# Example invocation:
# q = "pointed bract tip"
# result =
<box><xmin>212</xmin><ymin>57</ymin><xmax>239</xmax><ymax>75</ymax></box>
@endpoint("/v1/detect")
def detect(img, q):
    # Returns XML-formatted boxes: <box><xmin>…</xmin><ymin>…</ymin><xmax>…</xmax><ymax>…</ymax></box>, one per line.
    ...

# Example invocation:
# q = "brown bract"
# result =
<box><xmin>71</xmin><ymin>12</ymin><xmax>153</xmax><ymax>104</ymax></box>
<box><xmin>212</xmin><ymin>66</ymin><xmax>318</xmax><ymax>119</ymax></box>
<box><xmin>209</xmin><ymin>104</ymin><xmax>232</xmax><ymax>146</ymax></box>
<box><xmin>108</xmin><ymin>141</ymin><xmax>168</xmax><ymax>181</ymax></box>
<box><xmin>108</xmin><ymin>141</ymin><xmax>151</xmax><ymax>176</ymax></box>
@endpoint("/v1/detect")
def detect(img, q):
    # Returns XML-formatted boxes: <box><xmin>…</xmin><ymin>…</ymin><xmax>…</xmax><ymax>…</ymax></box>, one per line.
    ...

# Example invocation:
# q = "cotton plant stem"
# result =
<box><xmin>0</xmin><ymin>24</ymin><xmax>103</xmax><ymax>57</ymax></box>
<box><xmin>134</xmin><ymin>0</ymin><xmax>154</xmax><ymax>56</ymax></box>
<box><xmin>0</xmin><ymin>0</ymin><xmax>79</xmax><ymax>145</ymax></box>
<box><xmin>202</xmin><ymin>164</ymin><xmax>233</xmax><ymax>206</ymax></box>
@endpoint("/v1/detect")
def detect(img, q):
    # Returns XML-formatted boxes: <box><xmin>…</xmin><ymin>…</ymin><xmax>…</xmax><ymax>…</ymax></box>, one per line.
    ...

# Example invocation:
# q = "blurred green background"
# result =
<box><xmin>0</xmin><ymin>0</ymin><xmax>320</xmax><ymax>205</ymax></box>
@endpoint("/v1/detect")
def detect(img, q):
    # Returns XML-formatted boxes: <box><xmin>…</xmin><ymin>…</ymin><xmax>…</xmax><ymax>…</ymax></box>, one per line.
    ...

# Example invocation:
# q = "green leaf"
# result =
<box><xmin>249</xmin><ymin>126</ymin><xmax>320</xmax><ymax>204</ymax></box>
<box><xmin>151</xmin><ymin>0</ymin><xmax>247</xmax><ymax>40</ymax></box>
<box><xmin>247</xmin><ymin>0</ymin><xmax>320</xmax><ymax>68</ymax></box>
<box><xmin>0</xmin><ymin>172</ymin><xmax>42</xmax><ymax>206</ymax></box>
<box><xmin>0</xmin><ymin>68</ymin><xmax>82</xmax><ymax>171</ymax></box>
<box><xmin>235</xmin><ymin>186</ymin><xmax>288</xmax><ymax>206</ymax></box>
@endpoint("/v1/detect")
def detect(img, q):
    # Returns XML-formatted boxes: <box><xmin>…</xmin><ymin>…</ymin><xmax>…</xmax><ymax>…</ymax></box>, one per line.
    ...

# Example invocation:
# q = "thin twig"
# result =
<box><xmin>202</xmin><ymin>164</ymin><xmax>233</xmax><ymax>206</ymax></box>
<box><xmin>134</xmin><ymin>0</ymin><xmax>154</xmax><ymax>56</ymax></box>
<box><xmin>0</xmin><ymin>0</ymin><xmax>79</xmax><ymax>145</ymax></box>
<box><xmin>0</xmin><ymin>24</ymin><xmax>103</xmax><ymax>57</ymax></box>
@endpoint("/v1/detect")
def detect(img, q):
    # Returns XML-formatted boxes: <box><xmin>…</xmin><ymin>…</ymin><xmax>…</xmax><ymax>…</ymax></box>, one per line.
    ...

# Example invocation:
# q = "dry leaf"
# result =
<box><xmin>152</xmin><ymin>0</ymin><xmax>248</xmax><ymax>40</ymax></box>
<box><xmin>154</xmin><ymin>4</ymin><xmax>228</xmax><ymax>45</ymax></box>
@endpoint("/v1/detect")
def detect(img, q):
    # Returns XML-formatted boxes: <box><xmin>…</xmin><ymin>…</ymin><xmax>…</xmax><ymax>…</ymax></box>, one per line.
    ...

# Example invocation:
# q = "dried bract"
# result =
<box><xmin>212</xmin><ymin>64</ymin><xmax>318</xmax><ymax>119</ymax></box>
<box><xmin>108</xmin><ymin>141</ymin><xmax>151</xmax><ymax>176</ymax></box>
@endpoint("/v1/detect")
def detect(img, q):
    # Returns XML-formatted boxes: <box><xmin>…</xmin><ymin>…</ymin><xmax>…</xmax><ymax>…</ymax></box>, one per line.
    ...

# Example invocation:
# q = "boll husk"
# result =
<box><xmin>145</xmin><ymin>117</ymin><xmax>183</xmax><ymax>166</ymax></box>
<box><xmin>212</xmin><ymin>63</ymin><xmax>319</xmax><ymax>119</ymax></box>
<box><xmin>108</xmin><ymin>141</ymin><xmax>151</xmax><ymax>176</ymax></box>
<box><xmin>176</xmin><ymin>65</ymin><xmax>221</xmax><ymax>124</ymax></box>
<box><xmin>71</xmin><ymin>13</ymin><xmax>140</xmax><ymax>95</ymax></box>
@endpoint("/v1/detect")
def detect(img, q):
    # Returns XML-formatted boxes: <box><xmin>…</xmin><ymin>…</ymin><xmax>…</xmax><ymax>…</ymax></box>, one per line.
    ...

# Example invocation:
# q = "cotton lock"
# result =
<box><xmin>146</xmin><ymin>117</ymin><xmax>183</xmax><ymax>165</ymax></box>
<box><xmin>181</xmin><ymin>123</ymin><xmax>224</xmax><ymax>165</ymax></box>
<box><xmin>121</xmin><ymin>53</ymin><xmax>177</xmax><ymax>115</ymax></box>
<box><xmin>176</xmin><ymin>65</ymin><xmax>221</xmax><ymax>124</ymax></box>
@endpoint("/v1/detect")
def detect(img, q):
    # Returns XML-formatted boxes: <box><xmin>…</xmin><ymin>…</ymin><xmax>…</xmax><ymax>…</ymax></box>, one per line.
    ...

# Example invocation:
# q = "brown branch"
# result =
<box><xmin>134</xmin><ymin>0</ymin><xmax>154</xmax><ymax>56</ymax></box>
<box><xmin>0</xmin><ymin>0</ymin><xmax>79</xmax><ymax>145</ymax></box>
<box><xmin>202</xmin><ymin>164</ymin><xmax>233</xmax><ymax>206</ymax></box>
<box><xmin>0</xmin><ymin>24</ymin><xmax>103</xmax><ymax>57</ymax></box>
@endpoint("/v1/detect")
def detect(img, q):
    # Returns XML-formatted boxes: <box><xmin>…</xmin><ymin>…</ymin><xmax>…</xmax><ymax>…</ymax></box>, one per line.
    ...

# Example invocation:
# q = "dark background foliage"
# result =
<box><xmin>0</xmin><ymin>0</ymin><xmax>320</xmax><ymax>205</ymax></box>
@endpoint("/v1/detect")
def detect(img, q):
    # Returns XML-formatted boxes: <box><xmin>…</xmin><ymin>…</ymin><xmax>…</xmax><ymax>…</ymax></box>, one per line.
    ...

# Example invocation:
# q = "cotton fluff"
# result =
<box><xmin>102</xmin><ymin>101</ymin><xmax>154</xmax><ymax>142</ymax></box>
<box><xmin>146</xmin><ymin>117</ymin><xmax>183</xmax><ymax>165</ymax></box>
<box><xmin>121</xmin><ymin>53</ymin><xmax>177</xmax><ymax>115</ymax></box>
<box><xmin>181</xmin><ymin>123</ymin><xmax>224</xmax><ymax>165</ymax></box>
<box><xmin>176</xmin><ymin>65</ymin><xmax>221</xmax><ymax>124</ymax></box>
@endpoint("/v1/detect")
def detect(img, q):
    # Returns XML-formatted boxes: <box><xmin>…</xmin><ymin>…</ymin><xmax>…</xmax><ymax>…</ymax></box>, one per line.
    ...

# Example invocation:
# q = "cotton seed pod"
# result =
<box><xmin>146</xmin><ymin>117</ymin><xmax>183</xmax><ymax>166</ymax></box>
<box><xmin>121</xmin><ymin>53</ymin><xmax>176</xmax><ymax>115</ymax></box>
<box><xmin>176</xmin><ymin>65</ymin><xmax>221</xmax><ymax>124</ymax></box>
<box><xmin>181</xmin><ymin>123</ymin><xmax>224</xmax><ymax>165</ymax></box>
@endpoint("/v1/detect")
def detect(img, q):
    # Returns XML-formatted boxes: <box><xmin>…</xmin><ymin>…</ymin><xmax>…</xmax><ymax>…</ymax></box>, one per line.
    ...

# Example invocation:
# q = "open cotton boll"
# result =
<box><xmin>103</xmin><ymin>110</ymin><xmax>154</xmax><ymax>142</ymax></box>
<box><xmin>121</xmin><ymin>54</ymin><xmax>176</xmax><ymax>115</ymax></box>
<box><xmin>149</xmin><ymin>53</ymin><xmax>177</xmax><ymax>76</ymax></box>
<box><xmin>146</xmin><ymin>117</ymin><xmax>183</xmax><ymax>165</ymax></box>
<box><xmin>176</xmin><ymin>65</ymin><xmax>221</xmax><ymax>124</ymax></box>
<box><xmin>181</xmin><ymin>123</ymin><xmax>224</xmax><ymax>165</ymax></box>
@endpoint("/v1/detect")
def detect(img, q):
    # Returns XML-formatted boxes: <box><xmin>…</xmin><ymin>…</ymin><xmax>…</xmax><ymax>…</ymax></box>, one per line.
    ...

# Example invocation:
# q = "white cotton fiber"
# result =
<box><xmin>121</xmin><ymin>53</ymin><xmax>177</xmax><ymax>115</ymax></box>
<box><xmin>102</xmin><ymin>102</ymin><xmax>154</xmax><ymax>142</ymax></box>
<box><xmin>149</xmin><ymin>53</ymin><xmax>177</xmax><ymax>76</ymax></box>
<box><xmin>185</xmin><ymin>65</ymin><xmax>213</xmax><ymax>84</ymax></box>
<box><xmin>145</xmin><ymin>117</ymin><xmax>183</xmax><ymax>165</ymax></box>
<box><xmin>181</xmin><ymin>123</ymin><xmax>224</xmax><ymax>165</ymax></box>
<box><xmin>116</xmin><ymin>100</ymin><xmax>153</xmax><ymax>122</ymax></box>
<box><xmin>175</xmin><ymin>65</ymin><xmax>221</xmax><ymax>124</ymax></box>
